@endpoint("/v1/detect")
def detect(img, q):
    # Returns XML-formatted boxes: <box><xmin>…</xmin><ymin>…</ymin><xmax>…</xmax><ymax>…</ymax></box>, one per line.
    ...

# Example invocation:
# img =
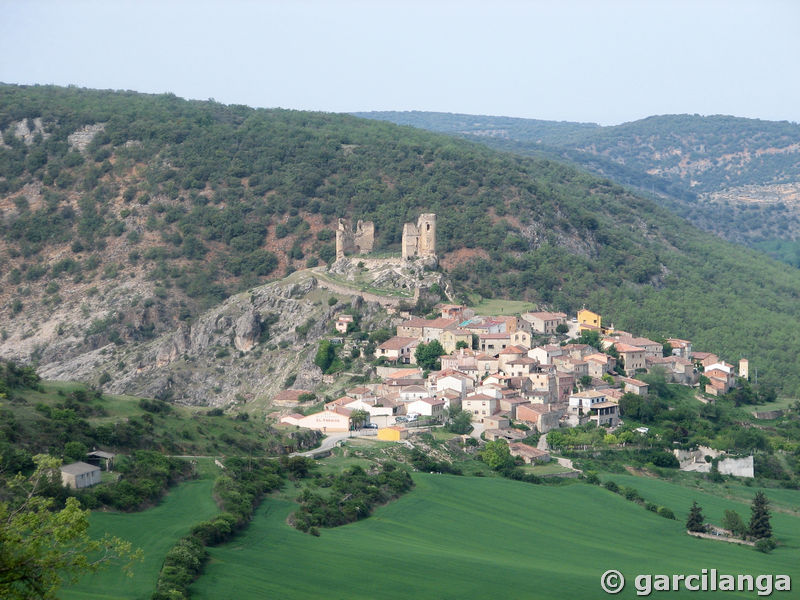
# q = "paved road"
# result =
<box><xmin>291</xmin><ymin>431</ymin><xmax>368</xmax><ymax>457</ymax></box>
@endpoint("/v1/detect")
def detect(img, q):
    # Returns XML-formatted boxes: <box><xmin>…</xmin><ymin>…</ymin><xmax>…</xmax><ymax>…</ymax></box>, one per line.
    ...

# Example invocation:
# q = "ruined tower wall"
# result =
<box><xmin>416</xmin><ymin>213</ymin><xmax>436</xmax><ymax>257</ymax></box>
<box><xmin>336</xmin><ymin>219</ymin><xmax>375</xmax><ymax>260</ymax></box>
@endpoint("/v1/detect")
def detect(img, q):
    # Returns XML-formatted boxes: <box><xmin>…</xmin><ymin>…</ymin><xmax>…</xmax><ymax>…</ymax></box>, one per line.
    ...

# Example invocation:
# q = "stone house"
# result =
<box><xmin>60</xmin><ymin>462</ymin><xmax>101</xmax><ymax>489</ymax></box>
<box><xmin>376</xmin><ymin>336</ymin><xmax>420</xmax><ymax>364</ymax></box>
<box><xmin>440</xmin><ymin>328</ymin><xmax>474</xmax><ymax>354</ymax></box>
<box><xmin>614</xmin><ymin>343</ymin><xmax>646</xmax><ymax>375</ymax></box>
<box><xmin>521</xmin><ymin>311</ymin><xmax>567</xmax><ymax>335</ymax></box>
<box><xmin>509</xmin><ymin>443</ymin><xmax>551</xmax><ymax>464</ymax></box>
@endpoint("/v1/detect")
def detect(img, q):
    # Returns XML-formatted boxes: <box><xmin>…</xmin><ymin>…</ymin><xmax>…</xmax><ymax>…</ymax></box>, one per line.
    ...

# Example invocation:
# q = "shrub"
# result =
<box><xmin>603</xmin><ymin>480</ymin><xmax>620</xmax><ymax>493</ymax></box>
<box><xmin>755</xmin><ymin>538</ymin><xmax>777</xmax><ymax>553</ymax></box>
<box><xmin>657</xmin><ymin>506</ymin><xmax>676</xmax><ymax>520</ymax></box>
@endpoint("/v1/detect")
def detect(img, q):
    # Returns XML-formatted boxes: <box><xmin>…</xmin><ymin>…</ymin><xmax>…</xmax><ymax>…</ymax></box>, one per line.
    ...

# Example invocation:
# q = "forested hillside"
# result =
<box><xmin>355</xmin><ymin>111</ymin><xmax>800</xmax><ymax>264</ymax></box>
<box><xmin>2</xmin><ymin>85</ymin><xmax>800</xmax><ymax>394</ymax></box>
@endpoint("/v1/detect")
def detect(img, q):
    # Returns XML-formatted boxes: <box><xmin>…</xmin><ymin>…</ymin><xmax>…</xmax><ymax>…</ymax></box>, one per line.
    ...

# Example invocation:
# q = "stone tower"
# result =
<box><xmin>739</xmin><ymin>358</ymin><xmax>749</xmax><ymax>380</ymax></box>
<box><xmin>416</xmin><ymin>213</ymin><xmax>436</xmax><ymax>257</ymax></box>
<box><xmin>401</xmin><ymin>213</ymin><xmax>437</xmax><ymax>260</ymax></box>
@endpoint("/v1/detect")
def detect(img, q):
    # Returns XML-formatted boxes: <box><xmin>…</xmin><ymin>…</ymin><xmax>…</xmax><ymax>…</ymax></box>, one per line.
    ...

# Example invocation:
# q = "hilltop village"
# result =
<box><xmin>278</xmin><ymin>214</ymin><xmax>750</xmax><ymax>464</ymax></box>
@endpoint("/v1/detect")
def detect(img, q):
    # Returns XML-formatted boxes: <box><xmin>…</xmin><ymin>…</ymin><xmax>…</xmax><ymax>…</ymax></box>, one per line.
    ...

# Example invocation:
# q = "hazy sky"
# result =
<box><xmin>1</xmin><ymin>0</ymin><xmax>797</xmax><ymax>125</ymax></box>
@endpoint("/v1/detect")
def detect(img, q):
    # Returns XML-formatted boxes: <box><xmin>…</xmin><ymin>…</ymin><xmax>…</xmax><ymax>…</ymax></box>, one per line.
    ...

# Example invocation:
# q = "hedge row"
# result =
<box><xmin>151</xmin><ymin>457</ymin><xmax>292</xmax><ymax>600</ymax></box>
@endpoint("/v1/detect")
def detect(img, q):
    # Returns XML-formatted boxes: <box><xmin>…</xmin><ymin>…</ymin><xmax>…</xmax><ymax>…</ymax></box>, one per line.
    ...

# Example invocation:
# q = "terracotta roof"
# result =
<box><xmin>378</xmin><ymin>336</ymin><xmax>419</xmax><ymax>350</ymax></box>
<box><xmin>399</xmin><ymin>317</ymin><xmax>429</xmax><ymax>328</ymax></box>
<box><xmin>500</xmin><ymin>345</ymin><xmax>528</xmax><ymax>354</ymax></box>
<box><xmin>273</xmin><ymin>389</ymin><xmax>314</xmax><ymax>403</ymax></box>
<box><xmin>386</xmin><ymin>368</ymin><xmax>423</xmax><ymax>379</ymax></box>
<box><xmin>422</xmin><ymin>318</ymin><xmax>459</xmax><ymax>329</ymax></box>
<box><xmin>620</xmin><ymin>377</ymin><xmax>648</xmax><ymax>387</ymax></box>
<box><xmin>508</xmin><ymin>443</ymin><xmax>549</xmax><ymax>458</ymax></box>
<box><xmin>614</xmin><ymin>343</ymin><xmax>645</xmax><ymax>353</ymax></box>
<box><xmin>592</xmin><ymin>401</ymin><xmax>619</xmax><ymax>409</ymax></box>
<box><xmin>466</xmin><ymin>393</ymin><xmax>496</xmax><ymax>401</ymax></box>
<box><xmin>412</xmin><ymin>397</ymin><xmax>445</xmax><ymax>406</ymax></box>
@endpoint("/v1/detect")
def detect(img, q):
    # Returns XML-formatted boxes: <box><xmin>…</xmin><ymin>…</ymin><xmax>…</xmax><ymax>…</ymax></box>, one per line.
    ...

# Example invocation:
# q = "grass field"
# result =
<box><xmin>191</xmin><ymin>473</ymin><xmax>800</xmax><ymax>599</ymax></box>
<box><xmin>62</xmin><ymin>474</ymin><xmax>219</xmax><ymax>600</ymax></box>
<box><xmin>468</xmin><ymin>297</ymin><xmax>537</xmax><ymax>315</ymax></box>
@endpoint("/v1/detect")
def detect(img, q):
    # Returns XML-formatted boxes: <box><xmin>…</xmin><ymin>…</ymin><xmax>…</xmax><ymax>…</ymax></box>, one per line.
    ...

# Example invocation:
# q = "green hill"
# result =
<box><xmin>355</xmin><ymin>110</ymin><xmax>800</xmax><ymax>265</ymax></box>
<box><xmin>192</xmin><ymin>473</ymin><xmax>800</xmax><ymax>599</ymax></box>
<box><xmin>2</xmin><ymin>85</ymin><xmax>800</xmax><ymax>393</ymax></box>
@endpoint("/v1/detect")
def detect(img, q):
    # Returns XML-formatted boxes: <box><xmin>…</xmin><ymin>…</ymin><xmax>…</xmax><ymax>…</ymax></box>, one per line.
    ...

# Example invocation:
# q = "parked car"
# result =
<box><xmin>395</xmin><ymin>416</ymin><xmax>408</xmax><ymax>422</ymax></box>
<box><xmin>364</xmin><ymin>423</ymin><xmax>379</xmax><ymax>429</ymax></box>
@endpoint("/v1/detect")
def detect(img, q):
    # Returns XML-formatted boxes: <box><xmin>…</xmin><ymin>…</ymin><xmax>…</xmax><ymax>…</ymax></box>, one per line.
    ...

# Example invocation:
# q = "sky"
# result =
<box><xmin>0</xmin><ymin>0</ymin><xmax>798</xmax><ymax>126</ymax></box>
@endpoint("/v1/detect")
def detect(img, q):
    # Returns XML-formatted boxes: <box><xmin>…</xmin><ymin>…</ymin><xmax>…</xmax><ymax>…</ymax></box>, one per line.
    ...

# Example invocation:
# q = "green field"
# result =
<box><xmin>62</xmin><ymin>475</ymin><xmax>219</xmax><ymax>600</ymax></box>
<box><xmin>191</xmin><ymin>474</ymin><xmax>799</xmax><ymax>599</ymax></box>
<box><xmin>468</xmin><ymin>297</ymin><xmax>538</xmax><ymax>315</ymax></box>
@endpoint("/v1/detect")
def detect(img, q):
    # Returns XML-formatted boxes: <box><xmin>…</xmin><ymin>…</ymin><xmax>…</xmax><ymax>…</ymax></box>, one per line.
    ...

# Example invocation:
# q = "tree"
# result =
<box><xmin>722</xmin><ymin>509</ymin><xmax>747</xmax><ymax>539</ymax></box>
<box><xmin>481</xmin><ymin>440</ymin><xmax>515</xmax><ymax>471</ymax></box>
<box><xmin>749</xmin><ymin>491</ymin><xmax>772</xmax><ymax>539</ymax></box>
<box><xmin>662</xmin><ymin>342</ymin><xmax>673</xmax><ymax>357</ymax></box>
<box><xmin>455</xmin><ymin>340</ymin><xmax>469</xmax><ymax>350</ymax></box>
<box><xmin>578</xmin><ymin>375</ymin><xmax>593</xmax><ymax>387</ymax></box>
<box><xmin>555</xmin><ymin>323</ymin><xmax>569</xmax><ymax>334</ymax></box>
<box><xmin>577</xmin><ymin>329</ymin><xmax>601</xmax><ymax>349</ymax></box>
<box><xmin>686</xmin><ymin>501</ymin><xmax>706</xmax><ymax>532</ymax></box>
<box><xmin>445</xmin><ymin>407</ymin><xmax>473</xmax><ymax>434</ymax></box>
<box><xmin>314</xmin><ymin>340</ymin><xmax>335</xmax><ymax>372</ymax></box>
<box><xmin>349</xmin><ymin>409</ymin><xmax>369</xmax><ymax>430</ymax></box>
<box><xmin>415</xmin><ymin>340</ymin><xmax>445</xmax><ymax>371</ymax></box>
<box><xmin>0</xmin><ymin>455</ymin><xmax>141</xmax><ymax>599</ymax></box>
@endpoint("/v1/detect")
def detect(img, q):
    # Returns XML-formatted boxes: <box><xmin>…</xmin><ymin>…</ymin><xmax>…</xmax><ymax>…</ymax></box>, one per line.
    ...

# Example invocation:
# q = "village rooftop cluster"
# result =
<box><xmin>279</xmin><ymin>305</ymin><xmax>749</xmax><ymax>462</ymax></box>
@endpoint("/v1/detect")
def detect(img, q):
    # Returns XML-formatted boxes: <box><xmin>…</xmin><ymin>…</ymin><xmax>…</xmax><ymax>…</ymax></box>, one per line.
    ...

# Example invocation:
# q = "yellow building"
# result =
<box><xmin>577</xmin><ymin>309</ymin><xmax>602</xmax><ymax>331</ymax></box>
<box><xmin>377</xmin><ymin>426</ymin><xmax>409</xmax><ymax>442</ymax></box>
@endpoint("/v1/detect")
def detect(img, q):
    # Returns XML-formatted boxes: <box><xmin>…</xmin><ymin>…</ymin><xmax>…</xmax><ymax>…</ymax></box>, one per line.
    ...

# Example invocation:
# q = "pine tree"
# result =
<box><xmin>749</xmin><ymin>491</ymin><xmax>772</xmax><ymax>539</ymax></box>
<box><xmin>686</xmin><ymin>501</ymin><xmax>706</xmax><ymax>532</ymax></box>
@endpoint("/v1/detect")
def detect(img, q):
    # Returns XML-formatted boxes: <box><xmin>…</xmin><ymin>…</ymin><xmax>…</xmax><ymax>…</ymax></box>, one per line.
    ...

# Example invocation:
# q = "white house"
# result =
<box><xmin>407</xmin><ymin>397</ymin><xmax>445</xmax><ymax>420</ymax></box>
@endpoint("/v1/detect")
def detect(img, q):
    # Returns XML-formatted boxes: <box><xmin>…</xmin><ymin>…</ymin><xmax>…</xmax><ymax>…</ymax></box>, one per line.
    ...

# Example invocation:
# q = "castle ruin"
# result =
<box><xmin>402</xmin><ymin>213</ymin><xmax>436</xmax><ymax>260</ymax></box>
<box><xmin>335</xmin><ymin>219</ymin><xmax>375</xmax><ymax>260</ymax></box>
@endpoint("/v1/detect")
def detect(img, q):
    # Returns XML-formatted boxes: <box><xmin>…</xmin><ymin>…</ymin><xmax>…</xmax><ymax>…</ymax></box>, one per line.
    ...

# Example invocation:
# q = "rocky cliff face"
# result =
<box><xmin>32</xmin><ymin>271</ymin><xmax>392</xmax><ymax>408</ymax></box>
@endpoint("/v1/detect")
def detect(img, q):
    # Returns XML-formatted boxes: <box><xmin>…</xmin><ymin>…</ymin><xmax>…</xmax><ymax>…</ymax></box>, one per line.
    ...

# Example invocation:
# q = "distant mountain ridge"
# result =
<box><xmin>353</xmin><ymin>111</ymin><xmax>800</xmax><ymax>266</ymax></box>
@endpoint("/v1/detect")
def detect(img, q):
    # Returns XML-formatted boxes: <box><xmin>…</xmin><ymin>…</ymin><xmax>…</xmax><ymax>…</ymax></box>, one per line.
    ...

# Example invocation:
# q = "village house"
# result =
<box><xmin>614</xmin><ymin>343</ymin><xmax>647</xmax><ymax>375</ymax></box>
<box><xmin>475</xmin><ymin>353</ymin><xmax>500</xmax><ymax>375</ymax></box>
<box><xmin>560</xmin><ymin>343</ymin><xmax>594</xmax><ymax>360</ymax></box>
<box><xmin>396</xmin><ymin>317</ymin><xmax>428</xmax><ymax>339</ymax></box>
<box><xmin>86</xmin><ymin>450</ymin><xmax>115</xmax><ymax>472</ymax></box>
<box><xmin>505</xmin><ymin>357</ymin><xmax>540</xmax><ymax>378</ymax></box>
<box><xmin>667</xmin><ymin>338</ymin><xmax>693</xmax><ymax>359</ymax></box>
<box><xmin>577</xmin><ymin>308</ymin><xmax>602</xmax><ymax>332</ymax></box>
<box><xmin>272</xmin><ymin>389</ymin><xmax>315</xmax><ymax>406</ymax></box>
<box><xmin>439</xmin><ymin>304</ymin><xmax>473</xmax><ymax>321</ymax></box>
<box><xmin>509</xmin><ymin>443</ymin><xmax>551</xmax><ymax>464</ymax></box>
<box><xmin>440</xmin><ymin>328</ymin><xmax>474</xmax><ymax>353</ymax></box>
<box><xmin>462</xmin><ymin>393</ymin><xmax>498</xmax><ymax>422</ymax></box>
<box><xmin>60</xmin><ymin>462</ymin><xmax>102</xmax><ymax>489</ymax></box>
<box><xmin>376</xmin><ymin>336</ymin><xmax>419</xmax><ymax>364</ymax></box>
<box><xmin>431</xmin><ymin>370</ymin><xmax>473</xmax><ymax>398</ymax></box>
<box><xmin>280</xmin><ymin>406</ymin><xmax>353</xmax><ymax>432</ymax></box>
<box><xmin>478</xmin><ymin>332</ymin><xmax>511</xmax><ymax>353</ymax></box>
<box><xmin>568</xmin><ymin>390</ymin><xmax>609</xmax><ymax>416</ymax></box>
<box><xmin>421</xmin><ymin>318</ymin><xmax>459</xmax><ymax>343</ymax></box>
<box><xmin>528</xmin><ymin>344</ymin><xmax>563</xmax><ymax>365</ymax></box>
<box><xmin>440</xmin><ymin>347</ymin><xmax>477</xmax><ymax>371</ymax></box>
<box><xmin>552</xmin><ymin>355</ymin><xmax>589</xmax><ymax>377</ymax></box>
<box><xmin>691</xmin><ymin>352</ymin><xmax>720</xmax><ymax>368</ymax></box>
<box><xmin>498</xmin><ymin>396</ymin><xmax>531</xmax><ymax>419</ymax></box>
<box><xmin>556</xmin><ymin>373</ymin><xmax>575</xmax><ymax>403</ymax></box>
<box><xmin>335</xmin><ymin>314</ymin><xmax>354</xmax><ymax>334</ymax></box>
<box><xmin>619</xmin><ymin>376</ymin><xmax>649</xmax><ymax>396</ymax></box>
<box><xmin>483</xmin><ymin>414</ymin><xmax>510</xmax><ymax>430</ymax></box>
<box><xmin>406</xmin><ymin>397</ymin><xmax>445</xmax><ymax>420</ymax></box>
<box><xmin>516</xmin><ymin>403</ymin><xmax>563</xmax><ymax>433</ymax></box>
<box><xmin>646</xmin><ymin>355</ymin><xmax>698</xmax><ymax>385</ymax></box>
<box><xmin>498</xmin><ymin>345</ymin><xmax>528</xmax><ymax>370</ymax></box>
<box><xmin>509</xmin><ymin>329</ymin><xmax>532</xmax><ymax>348</ymax></box>
<box><xmin>613</xmin><ymin>335</ymin><xmax>662</xmax><ymax>358</ymax></box>
<box><xmin>590</xmin><ymin>401</ymin><xmax>620</xmax><ymax>427</ymax></box>
<box><xmin>585</xmin><ymin>353</ymin><xmax>616</xmax><ymax>378</ymax></box>
<box><xmin>398</xmin><ymin>385</ymin><xmax>430</xmax><ymax>402</ymax></box>
<box><xmin>521</xmin><ymin>311</ymin><xmax>567</xmax><ymax>335</ymax></box>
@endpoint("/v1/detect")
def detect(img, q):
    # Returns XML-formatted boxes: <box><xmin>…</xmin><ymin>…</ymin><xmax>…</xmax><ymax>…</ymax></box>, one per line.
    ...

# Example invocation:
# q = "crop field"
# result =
<box><xmin>62</xmin><ymin>476</ymin><xmax>218</xmax><ymax>600</ymax></box>
<box><xmin>191</xmin><ymin>473</ymin><xmax>799</xmax><ymax>599</ymax></box>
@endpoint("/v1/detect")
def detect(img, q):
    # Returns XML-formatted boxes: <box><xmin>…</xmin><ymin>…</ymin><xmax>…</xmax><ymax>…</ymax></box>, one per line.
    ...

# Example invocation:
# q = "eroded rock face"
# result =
<box><xmin>234</xmin><ymin>310</ymin><xmax>261</xmax><ymax>352</ymax></box>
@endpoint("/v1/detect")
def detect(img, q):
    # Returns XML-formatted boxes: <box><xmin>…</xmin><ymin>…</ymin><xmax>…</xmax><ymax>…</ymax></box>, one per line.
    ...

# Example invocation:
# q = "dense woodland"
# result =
<box><xmin>2</xmin><ymin>86</ymin><xmax>800</xmax><ymax>393</ymax></box>
<box><xmin>357</xmin><ymin>111</ymin><xmax>800</xmax><ymax>263</ymax></box>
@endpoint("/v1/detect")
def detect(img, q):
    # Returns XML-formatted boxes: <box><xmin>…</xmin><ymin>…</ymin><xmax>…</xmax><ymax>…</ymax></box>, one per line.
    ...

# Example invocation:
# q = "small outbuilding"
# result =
<box><xmin>60</xmin><ymin>461</ymin><xmax>102</xmax><ymax>489</ymax></box>
<box><xmin>86</xmin><ymin>450</ymin><xmax>116</xmax><ymax>471</ymax></box>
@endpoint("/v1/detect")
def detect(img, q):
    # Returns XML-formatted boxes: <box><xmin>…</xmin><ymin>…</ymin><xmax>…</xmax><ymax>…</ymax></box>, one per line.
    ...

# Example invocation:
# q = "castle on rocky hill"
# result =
<box><xmin>335</xmin><ymin>213</ymin><xmax>436</xmax><ymax>262</ymax></box>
